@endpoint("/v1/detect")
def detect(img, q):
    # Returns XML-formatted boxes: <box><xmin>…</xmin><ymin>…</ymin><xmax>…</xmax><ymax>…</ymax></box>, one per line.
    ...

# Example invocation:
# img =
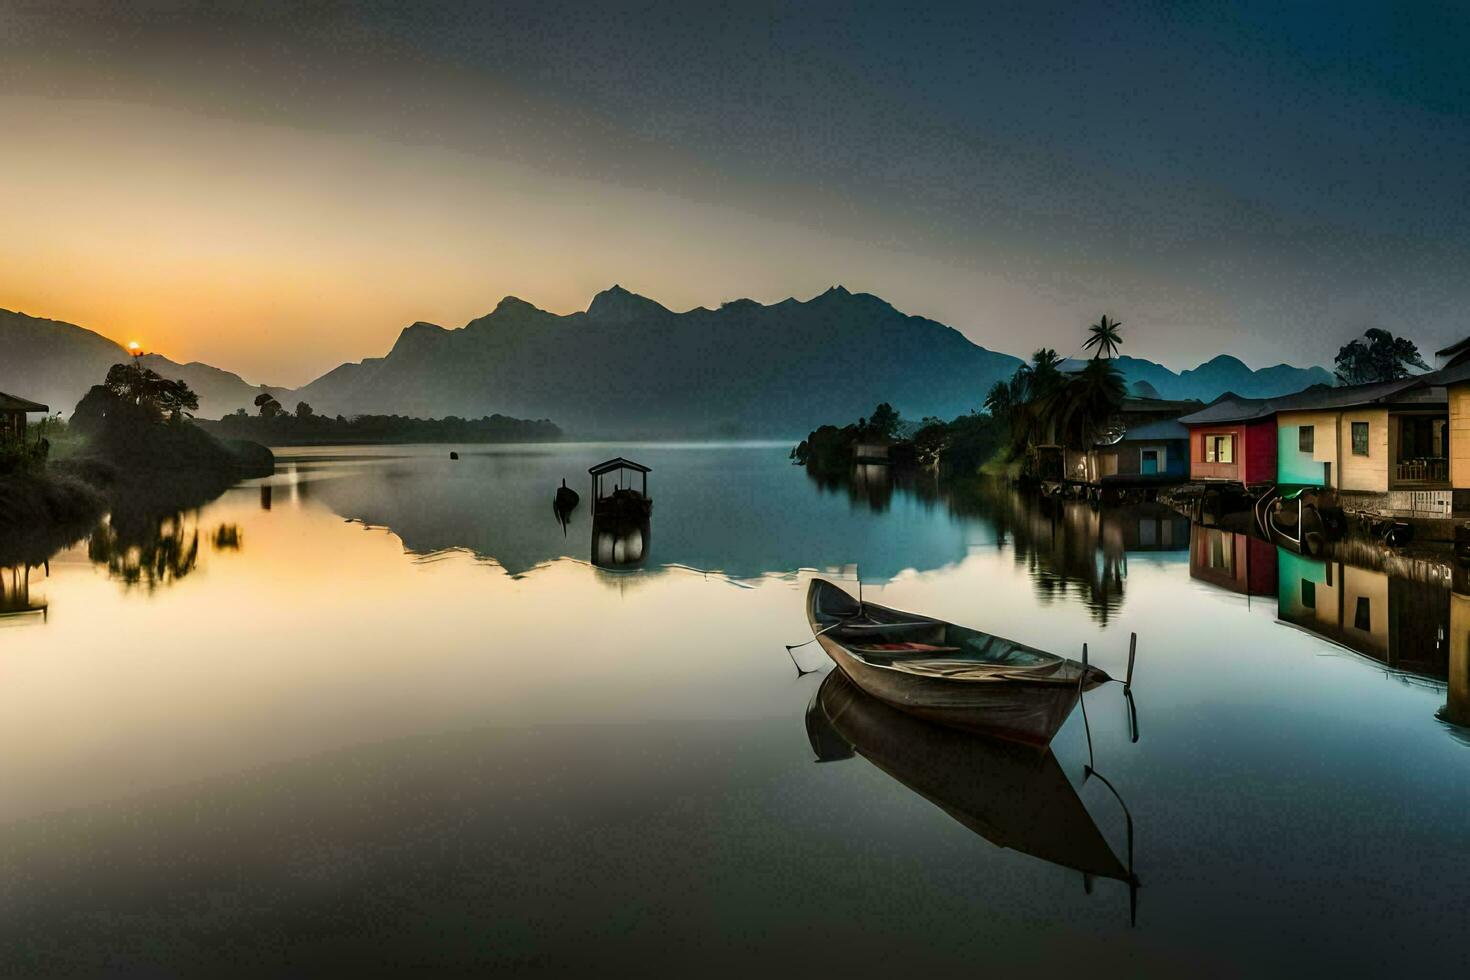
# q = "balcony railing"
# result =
<box><xmin>1393</xmin><ymin>457</ymin><xmax>1448</xmax><ymax>485</ymax></box>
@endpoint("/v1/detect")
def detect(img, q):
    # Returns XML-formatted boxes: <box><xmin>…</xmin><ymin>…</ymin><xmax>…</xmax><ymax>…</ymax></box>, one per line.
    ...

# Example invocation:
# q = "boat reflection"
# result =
<box><xmin>591</xmin><ymin>516</ymin><xmax>650</xmax><ymax>569</ymax></box>
<box><xmin>806</xmin><ymin>670</ymin><xmax>1136</xmax><ymax>905</ymax></box>
<box><xmin>0</xmin><ymin>562</ymin><xmax>48</xmax><ymax>625</ymax></box>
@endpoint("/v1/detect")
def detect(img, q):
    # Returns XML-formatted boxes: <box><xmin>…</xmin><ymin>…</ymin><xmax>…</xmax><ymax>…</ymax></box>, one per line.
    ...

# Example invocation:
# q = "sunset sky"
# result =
<box><xmin>2</xmin><ymin>1</ymin><xmax>1468</xmax><ymax>386</ymax></box>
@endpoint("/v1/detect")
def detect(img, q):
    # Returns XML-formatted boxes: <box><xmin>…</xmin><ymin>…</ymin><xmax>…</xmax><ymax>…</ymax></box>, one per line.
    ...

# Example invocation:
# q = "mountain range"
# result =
<box><xmin>1</xmin><ymin>289</ymin><xmax>1335</xmax><ymax>435</ymax></box>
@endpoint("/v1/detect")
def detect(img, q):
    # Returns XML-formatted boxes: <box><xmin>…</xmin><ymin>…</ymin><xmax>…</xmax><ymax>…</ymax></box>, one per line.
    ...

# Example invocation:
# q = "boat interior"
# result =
<box><xmin>810</xmin><ymin>581</ymin><xmax>1061</xmax><ymax>672</ymax></box>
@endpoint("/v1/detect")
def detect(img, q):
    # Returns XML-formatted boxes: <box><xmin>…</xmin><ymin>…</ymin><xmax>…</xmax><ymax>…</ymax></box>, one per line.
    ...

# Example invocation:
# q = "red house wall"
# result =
<box><xmin>1187</xmin><ymin>418</ymin><xmax>1279</xmax><ymax>485</ymax></box>
<box><xmin>1189</xmin><ymin>423</ymin><xmax>1246</xmax><ymax>482</ymax></box>
<box><xmin>1244</xmin><ymin>418</ymin><xmax>1277</xmax><ymax>485</ymax></box>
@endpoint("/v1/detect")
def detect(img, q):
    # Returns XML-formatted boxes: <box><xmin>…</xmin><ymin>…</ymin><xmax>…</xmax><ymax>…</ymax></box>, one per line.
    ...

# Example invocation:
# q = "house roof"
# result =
<box><xmin>1417</xmin><ymin>358</ymin><xmax>1470</xmax><ymax>389</ymax></box>
<box><xmin>1179</xmin><ymin>376</ymin><xmax>1439</xmax><ymax>426</ymax></box>
<box><xmin>1177</xmin><ymin>394</ymin><xmax>1276</xmax><ymax>425</ymax></box>
<box><xmin>1119</xmin><ymin>396</ymin><xmax>1204</xmax><ymax>415</ymax></box>
<box><xmin>0</xmin><ymin>392</ymin><xmax>48</xmax><ymax>413</ymax></box>
<box><xmin>1435</xmin><ymin>337</ymin><xmax>1470</xmax><ymax>358</ymax></box>
<box><xmin>589</xmin><ymin>456</ymin><xmax>651</xmax><ymax>475</ymax></box>
<box><xmin>1121</xmin><ymin>419</ymin><xmax>1189</xmax><ymax>442</ymax></box>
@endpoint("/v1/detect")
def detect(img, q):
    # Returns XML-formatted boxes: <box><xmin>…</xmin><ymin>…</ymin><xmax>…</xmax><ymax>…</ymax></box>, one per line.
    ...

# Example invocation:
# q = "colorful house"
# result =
<box><xmin>1177</xmin><ymin>395</ymin><xmax>1278</xmax><ymax>487</ymax></box>
<box><xmin>1270</xmin><ymin>379</ymin><xmax>1449</xmax><ymax>513</ymax></box>
<box><xmin>1041</xmin><ymin>397</ymin><xmax>1200</xmax><ymax>487</ymax></box>
<box><xmin>1423</xmin><ymin>357</ymin><xmax>1470</xmax><ymax>513</ymax></box>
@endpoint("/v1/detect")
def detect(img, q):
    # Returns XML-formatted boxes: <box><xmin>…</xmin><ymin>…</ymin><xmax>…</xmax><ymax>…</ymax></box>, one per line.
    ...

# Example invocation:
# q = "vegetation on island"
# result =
<box><xmin>792</xmin><ymin>403</ymin><xmax>1005</xmax><ymax>478</ymax></box>
<box><xmin>793</xmin><ymin>315</ymin><xmax>1131</xmax><ymax>484</ymax></box>
<box><xmin>0</xmin><ymin>358</ymin><xmax>273</xmax><ymax>557</ymax></box>
<box><xmin>201</xmin><ymin>399</ymin><xmax>562</xmax><ymax>445</ymax></box>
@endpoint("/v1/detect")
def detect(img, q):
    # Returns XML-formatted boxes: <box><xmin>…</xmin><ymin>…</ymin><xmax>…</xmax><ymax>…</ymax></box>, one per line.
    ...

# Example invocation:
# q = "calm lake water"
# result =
<box><xmin>2</xmin><ymin>443</ymin><xmax>1467</xmax><ymax>975</ymax></box>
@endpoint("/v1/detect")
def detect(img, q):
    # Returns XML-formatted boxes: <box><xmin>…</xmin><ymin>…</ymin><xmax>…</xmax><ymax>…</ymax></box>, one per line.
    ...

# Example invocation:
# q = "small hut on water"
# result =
<box><xmin>588</xmin><ymin>457</ymin><xmax>652</xmax><ymax>520</ymax></box>
<box><xmin>0</xmin><ymin>391</ymin><xmax>48</xmax><ymax>446</ymax></box>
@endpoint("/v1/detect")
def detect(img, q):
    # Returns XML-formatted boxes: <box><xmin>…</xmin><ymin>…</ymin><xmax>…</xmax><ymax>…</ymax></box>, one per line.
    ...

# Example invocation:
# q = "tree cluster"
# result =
<box><xmin>103</xmin><ymin>362</ymin><xmax>200</xmax><ymax>423</ymax></box>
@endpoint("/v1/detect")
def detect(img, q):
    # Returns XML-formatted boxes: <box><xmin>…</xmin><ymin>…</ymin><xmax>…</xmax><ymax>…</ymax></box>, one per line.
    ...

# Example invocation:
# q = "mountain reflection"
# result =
<box><xmin>807</xmin><ymin>670</ymin><xmax>1135</xmax><ymax>892</ymax></box>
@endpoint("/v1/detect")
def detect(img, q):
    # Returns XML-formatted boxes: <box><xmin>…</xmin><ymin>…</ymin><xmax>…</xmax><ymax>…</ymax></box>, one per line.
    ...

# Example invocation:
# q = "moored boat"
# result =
<box><xmin>1255</xmin><ymin>486</ymin><xmax>1328</xmax><ymax>555</ymax></box>
<box><xmin>555</xmin><ymin>478</ymin><xmax>580</xmax><ymax>512</ymax></box>
<box><xmin>588</xmin><ymin>457</ymin><xmax>652</xmax><ymax>520</ymax></box>
<box><xmin>804</xmin><ymin>578</ymin><xmax>1110</xmax><ymax>746</ymax></box>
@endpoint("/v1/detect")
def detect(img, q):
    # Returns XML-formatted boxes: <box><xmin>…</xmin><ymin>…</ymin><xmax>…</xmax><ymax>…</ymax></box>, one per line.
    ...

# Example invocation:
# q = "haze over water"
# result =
<box><xmin>1</xmin><ymin>444</ymin><xmax>1466</xmax><ymax>974</ymax></box>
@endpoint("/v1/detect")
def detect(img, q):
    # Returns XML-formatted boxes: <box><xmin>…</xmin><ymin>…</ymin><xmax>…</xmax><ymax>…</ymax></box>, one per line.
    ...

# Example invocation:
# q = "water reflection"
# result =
<box><xmin>87</xmin><ymin>512</ymin><xmax>202</xmax><ymax>591</ymax></box>
<box><xmin>591</xmin><ymin>516</ymin><xmax>650</xmax><ymax>569</ymax></box>
<box><xmin>1189</xmin><ymin>525</ymin><xmax>1277</xmax><ymax>597</ymax></box>
<box><xmin>0</xmin><ymin>563</ymin><xmax>48</xmax><ymax>624</ymax></box>
<box><xmin>806</xmin><ymin>671</ymin><xmax>1135</xmax><ymax>898</ymax></box>
<box><xmin>1276</xmin><ymin>550</ymin><xmax>1449</xmax><ymax>681</ymax></box>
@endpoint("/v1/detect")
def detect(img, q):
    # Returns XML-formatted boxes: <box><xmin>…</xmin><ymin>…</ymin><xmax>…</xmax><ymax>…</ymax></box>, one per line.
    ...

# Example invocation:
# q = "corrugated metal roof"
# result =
<box><xmin>0</xmin><ymin>392</ymin><xmax>49</xmax><ymax>413</ymax></box>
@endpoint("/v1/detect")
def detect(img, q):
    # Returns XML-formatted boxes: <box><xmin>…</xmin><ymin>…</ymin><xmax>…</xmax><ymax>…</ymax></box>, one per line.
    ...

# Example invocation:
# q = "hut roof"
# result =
<box><xmin>1179</xmin><ymin>377</ymin><xmax>1437</xmax><ymax>426</ymax></box>
<box><xmin>589</xmin><ymin>457</ymin><xmax>651</xmax><ymax>475</ymax></box>
<box><xmin>1120</xmin><ymin>419</ymin><xmax>1189</xmax><ymax>442</ymax></box>
<box><xmin>0</xmin><ymin>392</ymin><xmax>48</xmax><ymax>413</ymax></box>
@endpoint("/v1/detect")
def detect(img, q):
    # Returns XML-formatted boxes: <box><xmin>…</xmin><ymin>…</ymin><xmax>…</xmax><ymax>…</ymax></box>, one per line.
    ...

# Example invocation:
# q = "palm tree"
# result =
<box><xmin>984</xmin><ymin>380</ymin><xmax>1013</xmax><ymax>421</ymax></box>
<box><xmin>1027</xmin><ymin>348</ymin><xmax>1065</xmax><ymax>398</ymax></box>
<box><xmin>1083</xmin><ymin>315</ymin><xmax>1123</xmax><ymax>360</ymax></box>
<box><xmin>1055</xmin><ymin>359</ymin><xmax>1126</xmax><ymax>449</ymax></box>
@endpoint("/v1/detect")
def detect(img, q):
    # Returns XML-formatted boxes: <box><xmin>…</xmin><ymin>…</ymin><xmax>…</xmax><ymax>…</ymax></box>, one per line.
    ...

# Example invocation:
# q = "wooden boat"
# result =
<box><xmin>554</xmin><ymin>479</ymin><xmax>580</xmax><ymax>512</ymax></box>
<box><xmin>805</xmin><ymin>578</ymin><xmax>1110</xmax><ymax>746</ymax></box>
<box><xmin>808</xmin><ymin>669</ymin><xmax>1134</xmax><ymax>885</ymax></box>
<box><xmin>1254</xmin><ymin>486</ymin><xmax>1327</xmax><ymax>556</ymax></box>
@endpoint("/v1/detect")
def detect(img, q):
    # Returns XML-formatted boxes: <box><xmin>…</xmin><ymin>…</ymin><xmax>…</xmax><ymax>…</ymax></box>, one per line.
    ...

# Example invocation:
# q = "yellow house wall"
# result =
<box><xmin>1450</xmin><ymin>383</ymin><xmax>1470</xmax><ymax>490</ymax></box>
<box><xmin>1448</xmin><ymin>591</ymin><xmax>1470</xmax><ymax>727</ymax></box>
<box><xmin>1342</xmin><ymin>566</ymin><xmax>1390</xmax><ymax>658</ymax></box>
<box><xmin>1338</xmin><ymin>408</ymin><xmax>1389</xmax><ymax>492</ymax></box>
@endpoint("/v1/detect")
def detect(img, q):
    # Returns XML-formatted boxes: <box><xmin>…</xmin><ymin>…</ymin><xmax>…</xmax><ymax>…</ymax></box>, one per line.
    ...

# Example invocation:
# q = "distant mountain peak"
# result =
<box><xmin>493</xmin><ymin>296</ymin><xmax>540</xmax><ymax>315</ymax></box>
<box><xmin>586</xmin><ymin>285</ymin><xmax>669</xmax><ymax>323</ymax></box>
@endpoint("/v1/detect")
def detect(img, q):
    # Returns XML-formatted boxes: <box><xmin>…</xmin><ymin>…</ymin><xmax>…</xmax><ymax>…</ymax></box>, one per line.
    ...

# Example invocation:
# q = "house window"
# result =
<box><xmin>1299</xmin><ymin>426</ymin><xmax>1314</xmax><ymax>453</ymax></box>
<box><xmin>1204</xmin><ymin>434</ymin><xmax>1234</xmax><ymax>463</ymax></box>
<box><xmin>1354</xmin><ymin>596</ymin><xmax>1371</xmax><ymax>632</ymax></box>
<box><xmin>1301</xmin><ymin>580</ymin><xmax>1315</xmax><ymax>609</ymax></box>
<box><xmin>1352</xmin><ymin>421</ymin><xmax>1369</xmax><ymax>456</ymax></box>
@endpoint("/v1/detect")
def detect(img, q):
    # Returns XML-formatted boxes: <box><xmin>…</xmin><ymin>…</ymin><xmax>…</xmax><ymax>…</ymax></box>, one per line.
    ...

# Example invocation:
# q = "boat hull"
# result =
<box><xmin>815</xmin><ymin>635</ymin><xmax>1088</xmax><ymax>745</ymax></box>
<box><xmin>805</xmin><ymin>579</ymin><xmax>1107</xmax><ymax>747</ymax></box>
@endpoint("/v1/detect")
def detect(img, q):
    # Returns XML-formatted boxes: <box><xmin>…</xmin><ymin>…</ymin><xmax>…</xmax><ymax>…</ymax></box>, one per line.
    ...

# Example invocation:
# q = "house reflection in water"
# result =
<box><xmin>1189</xmin><ymin>526</ymin><xmax>1277</xmax><ymax>597</ymax></box>
<box><xmin>1276</xmin><ymin>551</ymin><xmax>1449</xmax><ymax>680</ymax></box>
<box><xmin>1444</xmin><ymin>583</ymin><xmax>1470</xmax><ymax>731</ymax></box>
